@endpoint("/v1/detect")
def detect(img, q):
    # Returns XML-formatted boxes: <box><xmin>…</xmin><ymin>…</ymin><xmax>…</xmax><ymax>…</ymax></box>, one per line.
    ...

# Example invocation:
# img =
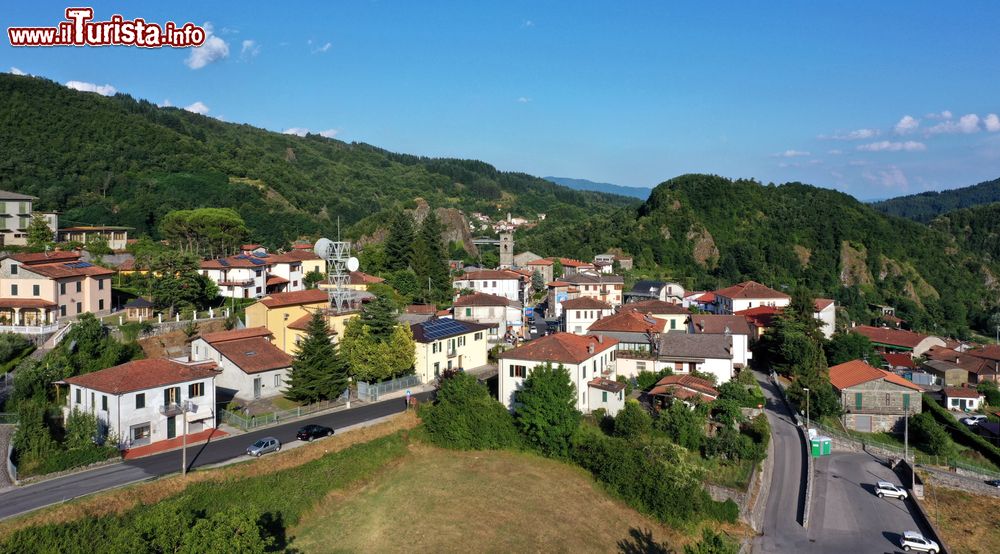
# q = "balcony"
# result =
<box><xmin>218</xmin><ymin>279</ymin><xmax>255</xmax><ymax>287</ymax></box>
<box><xmin>0</xmin><ymin>323</ymin><xmax>60</xmax><ymax>335</ymax></box>
<box><xmin>159</xmin><ymin>403</ymin><xmax>183</xmax><ymax>416</ymax></box>
<box><xmin>447</xmin><ymin>348</ymin><xmax>457</xmax><ymax>359</ymax></box>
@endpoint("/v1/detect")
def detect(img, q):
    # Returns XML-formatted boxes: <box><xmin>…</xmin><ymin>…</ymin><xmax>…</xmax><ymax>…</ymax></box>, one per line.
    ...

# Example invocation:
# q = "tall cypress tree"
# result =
<box><xmin>413</xmin><ymin>211</ymin><xmax>451</xmax><ymax>303</ymax></box>
<box><xmin>358</xmin><ymin>292</ymin><xmax>399</xmax><ymax>340</ymax></box>
<box><xmin>385</xmin><ymin>211</ymin><xmax>415</xmax><ymax>271</ymax></box>
<box><xmin>285</xmin><ymin>312</ymin><xmax>349</xmax><ymax>403</ymax></box>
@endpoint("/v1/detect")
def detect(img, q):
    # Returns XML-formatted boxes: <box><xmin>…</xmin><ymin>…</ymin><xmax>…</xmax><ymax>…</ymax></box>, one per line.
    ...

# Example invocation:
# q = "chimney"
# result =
<box><xmin>587</xmin><ymin>343</ymin><xmax>595</xmax><ymax>354</ymax></box>
<box><xmin>597</xmin><ymin>335</ymin><xmax>604</xmax><ymax>344</ymax></box>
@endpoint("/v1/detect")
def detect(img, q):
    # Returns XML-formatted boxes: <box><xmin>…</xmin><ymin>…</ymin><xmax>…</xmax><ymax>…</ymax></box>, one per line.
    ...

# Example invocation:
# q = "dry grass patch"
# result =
<box><xmin>0</xmin><ymin>412</ymin><xmax>419</xmax><ymax>539</ymax></box>
<box><xmin>921</xmin><ymin>484</ymin><xmax>1000</xmax><ymax>554</ymax></box>
<box><xmin>292</xmin><ymin>443</ymin><xmax>745</xmax><ymax>553</ymax></box>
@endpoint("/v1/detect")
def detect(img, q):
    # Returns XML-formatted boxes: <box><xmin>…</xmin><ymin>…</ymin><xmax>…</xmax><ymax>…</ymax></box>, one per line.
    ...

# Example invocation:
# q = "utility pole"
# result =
<box><xmin>803</xmin><ymin>387</ymin><xmax>810</xmax><ymax>432</ymax></box>
<box><xmin>181</xmin><ymin>400</ymin><xmax>194</xmax><ymax>476</ymax></box>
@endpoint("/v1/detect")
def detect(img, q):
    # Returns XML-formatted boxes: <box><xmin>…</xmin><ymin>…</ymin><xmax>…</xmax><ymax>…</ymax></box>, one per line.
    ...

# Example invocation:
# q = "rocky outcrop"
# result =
<box><xmin>839</xmin><ymin>241</ymin><xmax>873</xmax><ymax>286</ymax></box>
<box><xmin>687</xmin><ymin>224</ymin><xmax>719</xmax><ymax>268</ymax></box>
<box><xmin>358</xmin><ymin>198</ymin><xmax>478</xmax><ymax>256</ymax></box>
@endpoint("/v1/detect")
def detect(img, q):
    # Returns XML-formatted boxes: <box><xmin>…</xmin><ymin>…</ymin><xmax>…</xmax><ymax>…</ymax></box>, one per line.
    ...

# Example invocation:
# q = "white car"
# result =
<box><xmin>961</xmin><ymin>415</ymin><xmax>987</xmax><ymax>426</ymax></box>
<box><xmin>899</xmin><ymin>530</ymin><xmax>939</xmax><ymax>553</ymax></box>
<box><xmin>875</xmin><ymin>481</ymin><xmax>908</xmax><ymax>499</ymax></box>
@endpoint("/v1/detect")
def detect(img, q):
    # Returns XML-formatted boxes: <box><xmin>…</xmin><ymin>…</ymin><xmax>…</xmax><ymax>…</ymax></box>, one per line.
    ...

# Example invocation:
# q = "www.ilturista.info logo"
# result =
<box><xmin>8</xmin><ymin>8</ymin><xmax>206</xmax><ymax>48</ymax></box>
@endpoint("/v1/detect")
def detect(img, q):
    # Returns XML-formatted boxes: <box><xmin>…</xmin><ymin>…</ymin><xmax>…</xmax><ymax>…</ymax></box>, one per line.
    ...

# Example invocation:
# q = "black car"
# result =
<box><xmin>296</xmin><ymin>424</ymin><xmax>334</xmax><ymax>441</ymax></box>
<box><xmin>986</xmin><ymin>479</ymin><xmax>1000</xmax><ymax>488</ymax></box>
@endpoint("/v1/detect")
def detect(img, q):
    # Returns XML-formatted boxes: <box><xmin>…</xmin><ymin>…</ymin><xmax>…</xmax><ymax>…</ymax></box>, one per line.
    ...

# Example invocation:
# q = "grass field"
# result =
<box><xmin>921</xmin><ymin>485</ymin><xmax>1000</xmax><ymax>554</ymax></box>
<box><xmin>292</xmin><ymin>443</ymin><xmax>743</xmax><ymax>553</ymax></box>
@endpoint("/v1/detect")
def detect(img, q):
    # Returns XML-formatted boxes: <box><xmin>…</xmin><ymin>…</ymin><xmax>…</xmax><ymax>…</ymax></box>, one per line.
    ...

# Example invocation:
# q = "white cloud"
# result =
<box><xmin>986</xmin><ymin>114</ymin><xmax>1000</xmax><ymax>133</ymax></box>
<box><xmin>9</xmin><ymin>67</ymin><xmax>27</xmax><ymax>76</ymax></box>
<box><xmin>309</xmin><ymin>40</ymin><xmax>332</xmax><ymax>54</ymax></box>
<box><xmin>863</xmin><ymin>166</ymin><xmax>908</xmax><ymax>189</ymax></box>
<box><xmin>820</xmin><ymin>128</ymin><xmax>879</xmax><ymax>140</ymax></box>
<box><xmin>927</xmin><ymin>113</ymin><xmax>981</xmax><ymax>135</ymax></box>
<box><xmin>283</xmin><ymin>127</ymin><xmax>310</xmax><ymax>137</ymax></box>
<box><xmin>523</xmin><ymin>20</ymin><xmax>535</xmax><ymax>27</ymax></box>
<box><xmin>185</xmin><ymin>23</ymin><xmax>229</xmax><ymax>69</ymax></box>
<box><xmin>856</xmin><ymin>140</ymin><xmax>926</xmax><ymax>152</ymax></box>
<box><xmin>827</xmin><ymin>149</ymin><xmax>843</xmax><ymax>155</ymax></box>
<box><xmin>319</xmin><ymin>129</ymin><xmax>339</xmax><ymax>138</ymax></box>
<box><xmin>517</xmin><ymin>96</ymin><xmax>531</xmax><ymax>103</ymax></box>
<box><xmin>184</xmin><ymin>101</ymin><xmax>210</xmax><ymax>115</ymax></box>
<box><xmin>925</xmin><ymin>110</ymin><xmax>953</xmax><ymax>120</ymax></box>
<box><xmin>158</xmin><ymin>99</ymin><xmax>173</xmax><ymax>107</ymax></box>
<box><xmin>894</xmin><ymin>115</ymin><xmax>919</xmax><ymax>135</ymax></box>
<box><xmin>241</xmin><ymin>39</ymin><xmax>261</xmax><ymax>59</ymax></box>
<box><xmin>774</xmin><ymin>149</ymin><xmax>811</xmax><ymax>158</ymax></box>
<box><xmin>65</xmin><ymin>80</ymin><xmax>117</xmax><ymax>96</ymax></box>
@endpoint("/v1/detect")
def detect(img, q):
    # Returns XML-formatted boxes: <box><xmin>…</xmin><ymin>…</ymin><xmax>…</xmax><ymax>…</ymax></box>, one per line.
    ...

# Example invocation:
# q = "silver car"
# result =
<box><xmin>246</xmin><ymin>436</ymin><xmax>281</xmax><ymax>457</ymax></box>
<box><xmin>899</xmin><ymin>530</ymin><xmax>939</xmax><ymax>553</ymax></box>
<box><xmin>875</xmin><ymin>480</ymin><xmax>908</xmax><ymax>499</ymax></box>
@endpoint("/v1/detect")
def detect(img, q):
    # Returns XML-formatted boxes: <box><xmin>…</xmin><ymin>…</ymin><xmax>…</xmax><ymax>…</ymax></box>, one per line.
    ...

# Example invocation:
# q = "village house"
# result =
<box><xmin>286</xmin><ymin>242</ymin><xmax>327</xmax><ymax>276</ymax></box>
<box><xmin>563</xmin><ymin>272</ymin><xmax>625</xmax><ymax>307</ymax></box>
<box><xmin>921</xmin><ymin>359</ymin><xmax>969</xmax><ymax>387</ymax></box>
<box><xmin>689</xmin><ymin>291</ymin><xmax>717</xmax><ymax>312</ymax></box>
<box><xmin>190</xmin><ymin>327</ymin><xmax>293</xmax><ymax>402</ymax></box>
<box><xmin>882</xmin><ymin>353</ymin><xmax>916</xmax><ymax>372</ymax></box>
<box><xmin>513</xmin><ymin>251</ymin><xmax>542</xmax><ymax>267</ymax></box>
<box><xmin>453</xmin><ymin>269</ymin><xmax>527</xmax><ymax>304</ymax></box>
<box><xmin>587</xmin><ymin>377</ymin><xmax>627</xmax><ymax>415</ymax></box>
<box><xmin>655</xmin><ymin>333</ymin><xmax>736</xmax><ymax>384</ymax></box>
<box><xmin>524</xmin><ymin>258</ymin><xmax>554</xmax><ymax>284</ymax></box>
<box><xmin>57</xmin><ymin>226</ymin><xmax>131</xmax><ymax>251</ymax></box>
<box><xmin>545</xmin><ymin>280</ymin><xmax>576</xmax><ymax>319</ymax></box>
<box><xmin>61</xmin><ymin>358</ymin><xmax>217</xmax><ymax>449</ymax></box>
<box><xmin>453</xmin><ymin>292</ymin><xmax>523</xmax><ymax>343</ymax></box>
<box><xmin>244</xmin><ymin>289</ymin><xmax>362</xmax><ymax>354</ymax></box>
<box><xmin>648</xmin><ymin>374</ymin><xmax>720</xmax><ymax>408</ymax></box>
<box><xmin>829</xmin><ymin>359</ymin><xmax>923</xmax><ymax>433</ymax></box>
<box><xmin>200</xmin><ymin>254</ymin><xmax>269</xmax><ymax>299</ymax></box>
<box><xmin>924</xmin><ymin>345</ymin><xmax>1000</xmax><ymax>384</ymax></box>
<box><xmin>0</xmin><ymin>250</ymin><xmax>114</xmax><ymax>331</ymax></box>
<box><xmin>562</xmin><ymin>297</ymin><xmax>614</xmax><ymax>335</ymax></box>
<box><xmin>0</xmin><ymin>189</ymin><xmax>58</xmax><ymax>247</ymax></box>
<box><xmin>411</xmin><ymin>318</ymin><xmax>492</xmax><ymax>382</ymax></box>
<box><xmin>713</xmin><ymin>281</ymin><xmax>791</xmax><ymax>315</ymax></box>
<box><xmin>549</xmin><ymin>257</ymin><xmax>595</xmax><ymax>276</ymax></box>
<box><xmin>813</xmin><ymin>298</ymin><xmax>836</xmax><ymax>339</ymax></box>
<box><xmin>687</xmin><ymin>314</ymin><xmax>754</xmax><ymax>369</ymax></box>
<box><xmin>588</xmin><ymin>310</ymin><xmax>666</xmax><ymax>352</ymax></box>
<box><xmin>852</xmin><ymin>325</ymin><xmax>946</xmax><ymax>358</ymax></box>
<box><xmin>941</xmin><ymin>387</ymin><xmax>985</xmax><ymax>412</ymax></box>
<box><xmin>623</xmin><ymin>280</ymin><xmax>685</xmax><ymax>304</ymax></box>
<box><xmin>499</xmin><ymin>332</ymin><xmax>620</xmax><ymax>414</ymax></box>
<box><xmin>620</xmin><ymin>299</ymin><xmax>690</xmax><ymax>333</ymax></box>
<box><xmin>735</xmin><ymin>298</ymin><xmax>836</xmax><ymax>340</ymax></box>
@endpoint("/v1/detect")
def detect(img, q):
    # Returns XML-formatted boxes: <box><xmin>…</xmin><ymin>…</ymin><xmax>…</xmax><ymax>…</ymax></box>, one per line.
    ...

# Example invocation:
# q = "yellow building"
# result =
<box><xmin>410</xmin><ymin>318</ymin><xmax>492</xmax><ymax>382</ymax></box>
<box><xmin>245</xmin><ymin>289</ymin><xmax>363</xmax><ymax>353</ymax></box>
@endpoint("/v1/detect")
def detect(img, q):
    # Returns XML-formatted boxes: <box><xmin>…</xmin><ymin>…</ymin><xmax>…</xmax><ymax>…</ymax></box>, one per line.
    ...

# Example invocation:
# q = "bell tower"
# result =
<box><xmin>499</xmin><ymin>231</ymin><xmax>514</xmax><ymax>269</ymax></box>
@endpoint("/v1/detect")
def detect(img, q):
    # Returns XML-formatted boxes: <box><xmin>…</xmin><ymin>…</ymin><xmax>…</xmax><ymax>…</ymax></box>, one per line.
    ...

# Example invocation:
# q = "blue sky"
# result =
<box><xmin>4</xmin><ymin>1</ymin><xmax>1000</xmax><ymax>200</ymax></box>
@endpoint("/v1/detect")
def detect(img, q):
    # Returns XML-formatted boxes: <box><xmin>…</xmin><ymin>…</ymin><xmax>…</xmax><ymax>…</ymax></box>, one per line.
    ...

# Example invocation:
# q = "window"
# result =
<box><xmin>91</xmin><ymin>392</ymin><xmax>94</xmax><ymax>407</ymax></box>
<box><xmin>474</xmin><ymin>332</ymin><xmax>483</xmax><ymax>341</ymax></box>
<box><xmin>60</xmin><ymin>305</ymin><xmax>66</xmax><ymax>317</ymax></box>
<box><xmin>636</xmin><ymin>361</ymin><xmax>646</xmax><ymax>372</ymax></box>
<box><xmin>458</xmin><ymin>336</ymin><xmax>466</xmax><ymax>347</ymax></box>
<box><xmin>256</xmin><ymin>287</ymin><xmax>262</xmax><ymax>294</ymax></box>
<box><xmin>98</xmin><ymin>279</ymin><xmax>105</xmax><ymax>290</ymax></box>
<box><xmin>133</xmin><ymin>392</ymin><xmax>145</xmax><ymax>409</ymax></box>
<box><xmin>75</xmin><ymin>389</ymin><xmax>81</xmax><ymax>404</ymax></box>
<box><xmin>9</xmin><ymin>264</ymin><xmax>16</xmax><ymax>275</ymax></box>
<box><xmin>491</xmin><ymin>281</ymin><xmax>497</xmax><ymax>287</ymax></box>
<box><xmin>575</xmin><ymin>310</ymin><xmax>581</xmax><ymax>319</ymax></box>
<box><xmin>465</xmin><ymin>308</ymin><xmax>472</xmax><ymax>317</ymax></box>
<box><xmin>885</xmin><ymin>393</ymin><xmax>891</xmax><ymax>406</ymax></box>
<box><xmin>432</xmin><ymin>342</ymin><xmax>438</xmax><ymax>354</ymax></box>
<box><xmin>99</xmin><ymin>299</ymin><xmax>104</xmax><ymax>310</ymax></box>
<box><xmin>164</xmin><ymin>386</ymin><xmax>180</xmax><ymax>405</ymax></box>
<box><xmin>274</xmin><ymin>375</ymin><xmax>281</xmax><ymax>387</ymax></box>
<box><xmin>670</xmin><ymin>319</ymin><xmax>676</xmax><ymax>330</ymax></box>
<box><xmin>582</xmin><ymin>365</ymin><xmax>587</xmax><ymax>378</ymax></box>
<box><xmin>32</xmin><ymin>284</ymin><xmax>39</xmax><ymax>296</ymax></box>
<box><xmin>602</xmin><ymin>391</ymin><xmax>608</xmax><ymax>402</ymax></box>
<box><xmin>9</xmin><ymin>284</ymin><xmax>16</xmax><ymax>296</ymax></box>
<box><xmin>60</xmin><ymin>282</ymin><xmax>66</xmax><ymax>295</ymax></box>
<box><xmin>189</xmin><ymin>382</ymin><xmax>205</xmax><ymax>398</ymax></box>
<box><xmin>101</xmin><ymin>395</ymin><xmax>108</xmax><ymax>411</ymax></box>
<box><xmin>510</xmin><ymin>365</ymin><xmax>526</xmax><ymax>378</ymax></box>
<box><xmin>433</xmin><ymin>362</ymin><xmax>440</xmax><ymax>376</ymax></box>
<box><xmin>76</xmin><ymin>302</ymin><xmax>82</xmax><ymax>314</ymax></box>
<box><xmin>855</xmin><ymin>392</ymin><xmax>863</xmax><ymax>409</ymax></box>
<box><xmin>76</xmin><ymin>281</ymin><xmax>82</xmax><ymax>293</ymax></box>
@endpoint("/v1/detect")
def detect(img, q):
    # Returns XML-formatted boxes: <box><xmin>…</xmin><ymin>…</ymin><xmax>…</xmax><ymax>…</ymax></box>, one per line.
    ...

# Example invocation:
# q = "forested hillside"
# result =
<box><xmin>520</xmin><ymin>174</ymin><xmax>1000</xmax><ymax>336</ymax></box>
<box><xmin>0</xmin><ymin>74</ymin><xmax>635</xmax><ymax>247</ymax></box>
<box><xmin>544</xmin><ymin>176</ymin><xmax>652</xmax><ymax>199</ymax></box>
<box><xmin>930</xmin><ymin>203</ymin><xmax>1000</xmax><ymax>266</ymax></box>
<box><xmin>873</xmin><ymin>177</ymin><xmax>1000</xmax><ymax>223</ymax></box>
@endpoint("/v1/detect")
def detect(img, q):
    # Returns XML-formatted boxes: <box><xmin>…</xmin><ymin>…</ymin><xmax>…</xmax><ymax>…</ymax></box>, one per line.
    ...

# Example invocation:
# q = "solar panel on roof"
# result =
<box><xmin>249</xmin><ymin>258</ymin><xmax>266</xmax><ymax>265</ymax></box>
<box><xmin>254</xmin><ymin>253</ymin><xmax>269</xmax><ymax>258</ymax></box>
<box><xmin>64</xmin><ymin>261</ymin><xmax>94</xmax><ymax>269</ymax></box>
<box><xmin>421</xmin><ymin>318</ymin><xmax>469</xmax><ymax>341</ymax></box>
<box><xmin>219</xmin><ymin>259</ymin><xmax>230</xmax><ymax>267</ymax></box>
<box><xmin>235</xmin><ymin>255</ymin><xmax>247</xmax><ymax>259</ymax></box>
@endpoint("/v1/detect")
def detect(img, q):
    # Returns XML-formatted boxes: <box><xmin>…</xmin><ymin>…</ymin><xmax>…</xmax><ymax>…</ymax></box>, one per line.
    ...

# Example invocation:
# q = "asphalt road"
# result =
<box><xmin>0</xmin><ymin>391</ymin><xmax>432</xmax><ymax>521</ymax></box>
<box><xmin>753</xmin><ymin>372</ymin><xmax>930</xmax><ymax>554</ymax></box>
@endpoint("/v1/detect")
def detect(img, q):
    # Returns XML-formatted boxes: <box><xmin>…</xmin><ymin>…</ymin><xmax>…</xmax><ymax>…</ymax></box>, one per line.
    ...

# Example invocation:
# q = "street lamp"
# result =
<box><xmin>802</xmin><ymin>387</ymin><xmax>810</xmax><ymax>433</ymax></box>
<box><xmin>181</xmin><ymin>400</ymin><xmax>196</xmax><ymax>476</ymax></box>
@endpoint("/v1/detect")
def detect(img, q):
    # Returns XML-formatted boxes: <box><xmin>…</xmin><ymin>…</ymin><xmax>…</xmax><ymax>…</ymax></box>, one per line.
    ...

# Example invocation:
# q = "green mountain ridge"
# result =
<box><xmin>521</xmin><ymin>174</ymin><xmax>1000</xmax><ymax>336</ymax></box>
<box><xmin>872</xmin><ymin>177</ymin><xmax>1000</xmax><ymax>223</ymax></box>
<box><xmin>543</xmin><ymin>176</ymin><xmax>652</xmax><ymax>199</ymax></box>
<box><xmin>0</xmin><ymin>73</ymin><xmax>635</xmax><ymax>247</ymax></box>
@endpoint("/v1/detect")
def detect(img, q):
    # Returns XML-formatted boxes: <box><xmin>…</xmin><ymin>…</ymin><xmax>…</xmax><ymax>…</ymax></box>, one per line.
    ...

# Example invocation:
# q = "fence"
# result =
<box><xmin>357</xmin><ymin>375</ymin><xmax>421</xmax><ymax>402</ymax></box>
<box><xmin>219</xmin><ymin>391</ymin><xmax>352</xmax><ymax>432</ymax></box>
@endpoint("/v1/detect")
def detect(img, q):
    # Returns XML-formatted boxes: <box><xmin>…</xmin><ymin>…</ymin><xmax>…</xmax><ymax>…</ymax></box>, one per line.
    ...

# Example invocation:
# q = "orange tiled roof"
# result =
<box><xmin>500</xmin><ymin>332</ymin><xmax>618</xmax><ymax>364</ymax></box>
<box><xmin>64</xmin><ymin>359</ymin><xmax>217</xmax><ymax>395</ymax></box>
<box><xmin>853</xmin><ymin>325</ymin><xmax>934</xmax><ymax>349</ymax></box>
<box><xmin>715</xmin><ymin>281</ymin><xmax>790</xmax><ymax>300</ymax></box>
<box><xmin>589</xmin><ymin>311</ymin><xmax>666</xmax><ymax>334</ymax></box>
<box><xmin>258</xmin><ymin>289</ymin><xmax>329</xmax><ymax>308</ymax></box>
<box><xmin>828</xmin><ymin>359</ymin><xmax>922</xmax><ymax>392</ymax></box>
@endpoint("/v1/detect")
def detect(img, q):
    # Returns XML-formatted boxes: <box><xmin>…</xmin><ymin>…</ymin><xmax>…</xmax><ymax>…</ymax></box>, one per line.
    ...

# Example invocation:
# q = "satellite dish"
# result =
<box><xmin>346</xmin><ymin>257</ymin><xmax>360</xmax><ymax>272</ymax></box>
<box><xmin>314</xmin><ymin>238</ymin><xmax>333</xmax><ymax>259</ymax></box>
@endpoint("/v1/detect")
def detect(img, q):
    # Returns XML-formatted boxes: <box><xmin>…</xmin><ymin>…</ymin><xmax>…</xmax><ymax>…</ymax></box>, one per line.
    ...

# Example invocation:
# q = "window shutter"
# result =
<box><xmin>855</xmin><ymin>392</ymin><xmax>863</xmax><ymax>409</ymax></box>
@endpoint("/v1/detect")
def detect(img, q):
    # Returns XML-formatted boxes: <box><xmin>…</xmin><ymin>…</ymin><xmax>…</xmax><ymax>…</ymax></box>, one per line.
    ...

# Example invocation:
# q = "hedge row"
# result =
<box><xmin>922</xmin><ymin>394</ymin><xmax>1000</xmax><ymax>469</ymax></box>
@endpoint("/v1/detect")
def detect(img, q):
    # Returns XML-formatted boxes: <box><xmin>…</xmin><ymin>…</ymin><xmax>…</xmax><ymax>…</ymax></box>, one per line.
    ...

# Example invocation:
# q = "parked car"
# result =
<box><xmin>985</xmin><ymin>479</ymin><xmax>1000</xmax><ymax>488</ymax></box>
<box><xmin>875</xmin><ymin>481</ymin><xmax>908</xmax><ymax>499</ymax></box>
<box><xmin>961</xmin><ymin>415</ymin><xmax>987</xmax><ymax>426</ymax></box>
<box><xmin>246</xmin><ymin>437</ymin><xmax>281</xmax><ymax>457</ymax></box>
<box><xmin>297</xmin><ymin>424</ymin><xmax>334</xmax><ymax>441</ymax></box>
<box><xmin>899</xmin><ymin>531</ymin><xmax>939</xmax><ymax>553</ymax></box>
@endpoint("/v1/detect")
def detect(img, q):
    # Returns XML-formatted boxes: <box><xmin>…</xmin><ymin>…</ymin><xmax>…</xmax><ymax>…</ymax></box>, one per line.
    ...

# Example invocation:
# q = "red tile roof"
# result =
<box><xmin>526</xmin><ymin>258</ymin><xmax>554</xmax><ymax>266</ymax></box>
<box><xmin>814</xmin><ymin>298</ymin><xmax>835</xmax><ymax>311</ymax></box>
<box><xmin>589</xmin><ymin>311</ymin><xmax>666</xmax><ymax>334</ymax></box>
<box><xmin>454</xmin><ymin>292</ymin><xmax>513</xmax><ymax>307</ymax></box>
<box><xmin>882</xmin><ymin>353</ymin><xmax>915</xmax><ymax>369</ymax></box>
<box><xmin>852</xmin><ymin>325</ymin><xmax>935</xmax><ymax>349</ymax></box>
<box><xmin>547</xmin><ymin>281</ymin><xmax>571</xmax><ymax>287</ymax></box>
<box><xmin>0</xmin><ymin>298</ymin><xmax>57</xmax><ymax>308</ymax></box>
<box><xmin>649</xmin><ymin>374</ymin><xmax>720</xmax><ymax>399</ymax></box>
<box><xmin>695</xmin><ymin>292</ymin><xmax>716</xmax><ymax>303</ymax></box>
<box><xmin>286</xmin><ymin>312</ymin><xmax>339</xmax><ymax>333</ymax></box>
<box><xmin>620</xmin><ymin>300</ymin><xmax>690</xmax><ymax>315</ymax></box>
<box><xmin>689</xmin><ymin>315</ymin><xmax>755</xmax><ymax>336</ymax></box>
<box><xmin>561</xmin><ymin>297</ymin><xmax>613</xmax><ymax>310</ymax></box>
<box><xmin>266</xmin><ymin>276</ymin><xmax>289</xmax><ymax>286</ymax></box>
<box><xmin>942</xmin><ymin>386</ymin><xmax>982</xmax><ymax>399</ymax></box>
<box><xmin>64</xmin><ymin>359</ymin><xmax>218</xmax><ymax>395</ymax></box>
<box><xmin>258</xmin><ymin>288</ymin><xmax>329</xmax><ymax>308</ymax></box>
<box><xmin>968</xmin><ymin>345</ymin><xmax>1000</xmax><ymax>362</ymax></box>
<box><xmin>241</xmin><ymin>244</ymin><xmax>263</xmax><ymax>251</ymax></box>
<box><xmin>828</xmin><ymin>359</ymin><xmax>923</xmax><ymax>391</ymax></box>
<box><xmin>23</xmin><ymin>261</ymin><xmax>115</xmax><ymax>279</ymax></box>
<box><xmin>455</xmin><ymin>269</ymin><xmax>524</xmax><ymax>281</ymax></box>
<box><xmin>10</xmin><ymin>251</ymin><xmax>80</xmax><ymax>265</ymax></box>
<box><xmin>199</xmin><ymin>326</ymin><xmax>273</xmax><ymax>344</ymax></box>
<box><xmin>283</xmin><ymin>249</ymin><xmax>321</xmax><ymax>261</ymax></box>
<box><xmin>588</xmin><ymin>377</ymin><xmax>626</xmax><ymax>393</ymax></box>
<box><xmin>715</xmin><ymin>281</ymin><xmax>790</xmax><ymax>300</ymax></box>
<box><xmin>211</xmin><ymin>337</ymin><xmax>293</xmax><ymax>374</ymax></box>
<box><xmin>349</xmin><ymin>271</ymin><xmax>384</xmax><ymax>285</ymax></box>
<box><xmin>549</xmin><ymin>257</ymin><xmax>591</xmax><ymax>268</ymax></box>
<box><xmin>500</xmin><ymin>332</ymin><xmax>618</xmax><ymax>365</ymax></box>
<box><xmin>406</xmin><ymin>304</ymin><xmax>438</xmax><ymax>314</ymax></box>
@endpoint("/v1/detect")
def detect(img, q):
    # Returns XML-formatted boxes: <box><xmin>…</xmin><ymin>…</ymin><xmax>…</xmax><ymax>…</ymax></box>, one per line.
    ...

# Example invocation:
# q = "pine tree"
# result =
<box><xmin>412</xmin><ymin>211</ymin><xmax>451</xmax><ymax>303</ymax></box>
<box><xmin>358</xmin><ymin>292</ymin><xmax>399</xmax><ymax>340</ymax></box>
<box><xmin>385</xmin><ymin>211</ymin><xmax>415</xmax><ymax>271</ymax></box>
<box><xmin>531</xmin><ymin>269</ymin><xmax>545</xmax><ymax>292</ymax></box>
<box><xmin>285</xmin><ymin>312</ymin><xmax>349</xmax><ymax>403</ymax></box>
<box><xmin>25</xmin><ymin>214</ymin><xmax>53</xmax><ymax>252</ymax></box>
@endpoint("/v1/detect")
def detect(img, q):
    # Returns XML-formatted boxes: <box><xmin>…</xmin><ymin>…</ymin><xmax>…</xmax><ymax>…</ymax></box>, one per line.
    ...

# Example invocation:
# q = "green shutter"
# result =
<box><xmin>855</xmin><ymin>392</ymin><xmax>863</xmax><ymax>409</ymax></box>
<box><xmin>602</xmin><ymin>391</ymin><xmax>607</xmax><ymax>402</ymax></box>
<box><xmin>902</xmin><ymin>394</ymin><xmax>910</xmax><ymax>410</ymax></box>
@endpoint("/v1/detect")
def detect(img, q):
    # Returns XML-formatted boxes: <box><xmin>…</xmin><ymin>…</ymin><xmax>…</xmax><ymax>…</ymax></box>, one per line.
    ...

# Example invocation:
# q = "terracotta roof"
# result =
<box><xmin>286</xmin><ymin>312</ymin><xmax>337</xmax><ymax>333</ymax></box>
<box><xmin>882</xmin><ymin>353</ymin><xmax>915</xmax><ymax>369</ymax></box>
<box><xmin>200</xmin><ymin>255</ymin><xmax>270</xmax><ymax>269</ymax></box>
<box><xmin>814</xmin><ymin>298</ymin><xmax>835</xmax><ymax>311</ymax></box>
<box><xmin>0</xmin><ymin>298</ymin><xmax>57</xmax><ymax>308</ymax></box>
<box><xmin>828</xmin><ymin>360</ymin><xmax>922</xmax><ymax>391</ymax></box>
<box><xmin>562</xmin><ymin>273</ymin><xmax>624</xmax><ymax>285</ymax></box>
<box><xmin>547</xmin><ymin>281</ymin><xmax>571</xmax><ymax>287</ymax></box>
<box><xmin>852</xmin><ymin>325</ymin><xmax>936</xmax><ymax>349</ymax></box>
<box><xmin>64</xmin><ymin>359</ymin><xmax>217</xmax><ymax>395</ymax></box>
<box><xmin>454</xmin><ymin>292</ymin><xmax>513</xmax><ymax>307</ymax></box>
<box><xmin>561</xmin><ymin>297</ymin><xmax>613</xmax><ymax>310</ymax></box>
<box><xmin>117</xmin><ymin>258</ymin><xmax>136</xmax><ymax>271</ymax></box>
<box><xmin>266</xmin><ymin>276</ymin><xmax>289</xmax><ymax>286</ymax></box>
<box><xmin>588</xmin><ymin>377</ymin><xmax>626</xmax><ymax>393</ymax></box>
<box><xmin>200</xmin><ymin>326</ymin><xmax>273</xmax><ymax>344</ymax></box>
<box><xmin>621</xmin><ymin>299</ymin><xmax>689</xmax><ymax>315</ymax></box>
<box><xmin>283</xmin><ymin>249</ymin><xmax>321</xmax><ymax>261</ymax></box>
<box><xmin>549</xmin><ymin>257</ymin><xmax>591</xmax><ymax>267</ymax></box>
<box><xmin>735</xmin><ymin>306</ymin><xmax>780</xmax><ymax>329</ymax></box>
<box><xmin>500</xmin><ymin>332</ymin><xmax>618</xmax><ymax>364</ymax></box>
<box><xmin>22</xmin><ymin>261</ymin><xmax>115</xmax><ymax>279</ymax></box>
<box><xmin>526</xmin><ymin>258</ymin><xmax>554</xmax><ymax>266</ymax></box>
<box><xmin>10</xmin><ymin>251</ymin><xmax>80</xmax><ymax>265</ymax></box>
<box><xmin>651</xmin><ymin>374</ymin><xmax>719</xmax><ymax>397</ymax></box>
<box><xmin>258</xmin><ymin>288</ymin><xmax>329</xmax><ymax>308</ymax></box>
<box><xmin>291</xmin><ymin>242</ymin><xmax>313</xmax><ymax>250</ymax></box>
<box><xmin>589</xmin><ymin>311</ymin><xmax>666</xmax><ymax>334</ymax></box>
<box><xmin>689</xmin><ymin>315</ymin><xmax>755</xmax><ymax>336</ymax></box>
<box><xmin>349</xmin><ymin>271</ymin><xmax>384</xmax><ymax>285</ymax></box>
<box><xmin>715</xmin><ymin>281</ymin><xmax>790</xmax><ymax>300</ymax></box>
<box><xmin>211</xmin><ymin>337</ymin><xmax>293</xmax><ymax>374</ymax></box>
<box><xmin>968</xmin><ymin>345</ymin><xmax>1000</xmax><ymax>362</ymax></box>
<box><xmin>406</xmin><ymin>304</ymin><xmax>438</xmax><ymax>314</ymax></box>
<box><xmin>695</xmin><ymin>292</ymin><xmax>716</xmax><ymax>303</ymax></box>
<box><xmin>455</xmin><ymin>269</ymin><xmax>524</xmax><ymax>281</ymax></box>
<box><xmin>942</xmin><ymin>387</ymin><xmax>982</xmax><ymax>399</ymax></box>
